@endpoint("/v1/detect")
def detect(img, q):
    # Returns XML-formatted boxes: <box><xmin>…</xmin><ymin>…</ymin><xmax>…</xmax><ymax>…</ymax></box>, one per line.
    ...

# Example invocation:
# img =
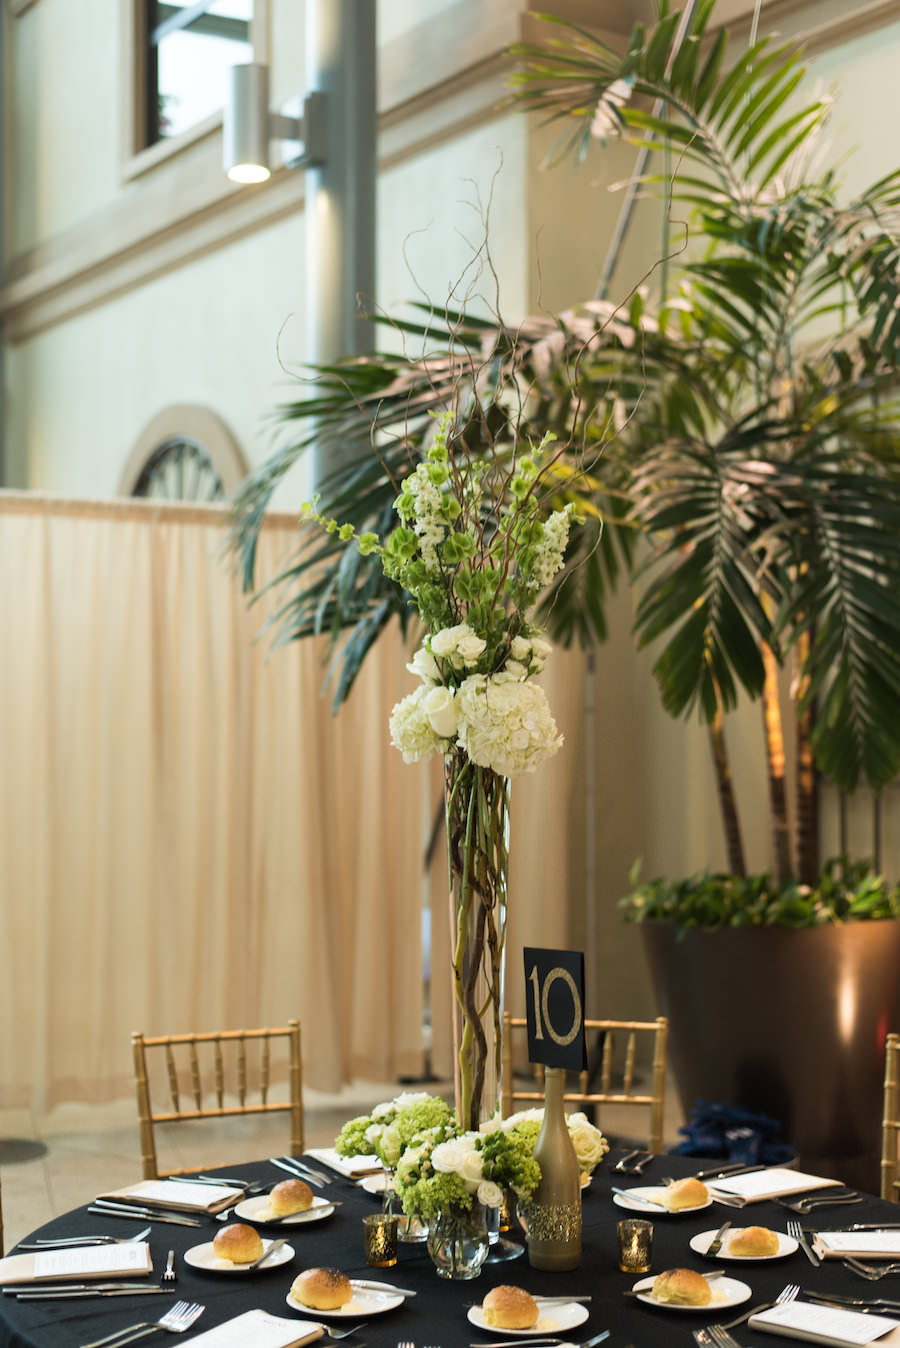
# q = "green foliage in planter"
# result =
<box><xmin>620</xmin><ymin>857</ymin><xmax>900</xmax><ymax>933</ymax></box>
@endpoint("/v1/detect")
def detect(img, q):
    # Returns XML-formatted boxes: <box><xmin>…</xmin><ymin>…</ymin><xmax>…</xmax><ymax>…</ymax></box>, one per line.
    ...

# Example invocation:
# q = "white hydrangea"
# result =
<box><xmin>456</xmin><ymin>673</ymin><xmax>563</xmax><ymax>777</ymax></box>
<box><xmin>389</xmin><ymin>685</ymin><xmax>447</xmax><ymax>763</ymax></box>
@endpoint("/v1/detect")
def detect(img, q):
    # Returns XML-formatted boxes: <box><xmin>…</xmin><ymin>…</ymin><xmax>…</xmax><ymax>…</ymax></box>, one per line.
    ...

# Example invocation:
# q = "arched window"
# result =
<box><xmin>119</xmin><ymin>404</ymin><xmax>248</xmax><ymax>501</ymax></box>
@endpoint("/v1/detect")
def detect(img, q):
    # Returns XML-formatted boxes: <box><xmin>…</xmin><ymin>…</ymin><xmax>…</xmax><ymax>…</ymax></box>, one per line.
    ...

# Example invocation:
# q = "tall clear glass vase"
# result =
<box><xmin>444</xmin><ymin>748</ymin><xmax>510</xmax><ymax>1132</ymax></box>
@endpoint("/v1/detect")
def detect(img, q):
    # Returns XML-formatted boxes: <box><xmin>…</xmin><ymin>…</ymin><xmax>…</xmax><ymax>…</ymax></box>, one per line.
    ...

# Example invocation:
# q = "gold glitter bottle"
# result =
<box><xmin>527</xmin><ymin>1066</ymin><xmax>582</xmax><ymax>1270</ymax></box>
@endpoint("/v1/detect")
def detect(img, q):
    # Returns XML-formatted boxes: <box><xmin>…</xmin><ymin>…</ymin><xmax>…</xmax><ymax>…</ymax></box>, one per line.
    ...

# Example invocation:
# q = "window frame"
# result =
<box><xmin>120</xmin><ymin>0</ymin><xmax>269</xmax><ymax>182</ymax></box>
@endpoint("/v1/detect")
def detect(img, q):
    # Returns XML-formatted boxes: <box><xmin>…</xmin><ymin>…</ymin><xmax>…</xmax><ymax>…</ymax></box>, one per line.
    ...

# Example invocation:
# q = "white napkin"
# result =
<box><xmin>708</xmin><ymin>1168</ymin><xmax>843</xmax><ymax>1202</ymax></box>
<box><xmin>749</xmin><ymin>1300</ymin><xmax>900</xmax><ymax>1347</ymax></box>
<box><xmin>304</xmin><ymin>1147</ymin><xmax>383</xmax><ymax>1178</ymax></box>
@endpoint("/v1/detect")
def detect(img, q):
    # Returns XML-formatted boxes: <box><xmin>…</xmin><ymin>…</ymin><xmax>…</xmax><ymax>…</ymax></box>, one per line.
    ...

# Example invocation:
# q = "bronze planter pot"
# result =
<box><xmin>640</xmin><ymin>919</ymin><xmax>900</xmax><ymax>1194</ymax></box>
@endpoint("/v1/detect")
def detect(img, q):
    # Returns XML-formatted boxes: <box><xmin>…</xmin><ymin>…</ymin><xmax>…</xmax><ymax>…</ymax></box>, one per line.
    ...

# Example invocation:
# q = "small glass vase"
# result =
<box><xmin>426</xmin><ymin>1202</ymin><xmax>489</xmax><ymax>1280</ymax></box>
<box><xmin>384</xmin><ymin>1177</ymin><xmax>428</xmax><ymax>1243</ymax></box>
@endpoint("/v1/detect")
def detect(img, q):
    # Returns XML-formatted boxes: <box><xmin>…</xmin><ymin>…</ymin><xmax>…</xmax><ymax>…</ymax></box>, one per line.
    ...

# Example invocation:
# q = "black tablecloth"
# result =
<box><xmin>2</xmin><ymin>1152</ymin><xmax>899</xmax><ymax>1348</ymax></box>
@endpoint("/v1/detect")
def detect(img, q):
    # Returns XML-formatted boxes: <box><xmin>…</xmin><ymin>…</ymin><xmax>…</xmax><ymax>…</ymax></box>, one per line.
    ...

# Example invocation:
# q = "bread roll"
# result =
<box><xmin>212</xmin><ymin>1223</ymin><xmax>264</xmax><ymax>1264</ymax></box>
<box><xmin>269</xmin><ymin>1178</ymin><xmax>314</xmax><ymax>1217</ymax></box>
<box><xmin>652</xmin><ymin>1267</ymin><xmax>712</xmax><ymax>1306</ymax></box>
<box><xmin>291</xmin><ymin>1267</ymin><xmax>353</xmax><ymax>1310</ymax></box>
<box><xmin>482</xmin><ymin>1285</ymin><xmax>539</xmax><ymax>1330</ymax></box>
<box><xmin>663</xmin><ymin>1177</ymin><xmax>709</xmax><ymax>1211</ymax></box>
<box><xmin>727</xmin><ymin>1225</ymin><xmax>780</xmax><ymax>1257</ymax></box>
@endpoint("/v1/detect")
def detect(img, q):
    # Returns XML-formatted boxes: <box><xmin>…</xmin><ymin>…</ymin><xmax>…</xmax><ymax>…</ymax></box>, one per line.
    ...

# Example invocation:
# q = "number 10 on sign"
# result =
<box><xmin>523</xmin><ymin>947</ymin><xmax>587</xmax><ymax>1072</ymax></box>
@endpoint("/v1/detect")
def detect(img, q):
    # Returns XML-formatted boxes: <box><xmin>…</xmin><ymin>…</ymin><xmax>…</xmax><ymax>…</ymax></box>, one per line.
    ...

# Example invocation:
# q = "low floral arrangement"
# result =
<box><xmin>333</xmin><ymin>1090</ymin><xmax>610</xmax><ymax>1222</ymax></box>
<box><xmin>392</xmin><ymin>1121</ymin><xmax>540</xmax><ymax>1224</ymax></box>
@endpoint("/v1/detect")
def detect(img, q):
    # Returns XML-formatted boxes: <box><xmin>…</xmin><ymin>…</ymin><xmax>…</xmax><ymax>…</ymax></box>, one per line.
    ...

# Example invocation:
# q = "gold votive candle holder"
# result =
<box><xmin>617</xmin><ymin>1217</ymin><xmax>653</xmax><ymax>1272</ymax></box>
<box><xmin>363</xmin><ymin>1212</ymin><xmax>399</xmax><ymax>1267</ymax></box>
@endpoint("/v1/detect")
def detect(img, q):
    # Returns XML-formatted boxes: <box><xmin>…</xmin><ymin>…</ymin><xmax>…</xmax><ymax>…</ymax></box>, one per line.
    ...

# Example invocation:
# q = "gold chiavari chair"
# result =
<box><xmin>0</xmin><ymin>1169</ymin><xmax>4</xmax><ymax>1256</ymax></box>
<box><xmin>501</xmin><ymin>1012</ymin><xmax>669</xmax><ymax>1153</ymax></box>
<box><xmin>132</xmin><ymin>1021</ymin><xmax>304</xmax><ymax>1180</ymax></box>
<box><xmin>881</xmin><ymin>1032</ymin><xmax>900</xmax><ymax>1201</ymax></box>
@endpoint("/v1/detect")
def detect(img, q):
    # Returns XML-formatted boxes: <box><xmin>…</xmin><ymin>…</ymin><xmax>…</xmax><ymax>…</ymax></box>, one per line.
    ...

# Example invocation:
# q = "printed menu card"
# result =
<box><xmin>0</xmin><ymin>1241</ymin><xmax>152</xmax><ymax>1285</ymax></box>
<box><xmin>187</xmin><ymin>1310</ymin><xmax>324</xmax><ymax>1346</ymax></box>
<box><xmin>817</xmin><ymin>1231</ymin><xmax>900</xmax><ymax>1260</ymax></box>
<box><xmin>96</xmin><ymin>1180</ymin><xmax>241</xmax><ymax>1213</ymax></box>
<box><xmin>749</xmin><ymin>1301</ymin><xmax>900</xmax><ymax>1347</ymax></box>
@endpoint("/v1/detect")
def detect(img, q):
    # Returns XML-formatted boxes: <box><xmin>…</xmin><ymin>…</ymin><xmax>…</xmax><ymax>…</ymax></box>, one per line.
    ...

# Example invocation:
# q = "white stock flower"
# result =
<box><xmin>423</xmin><ymin>685</ymin><xmax>460</xmax><ymax>738</ymax></box>
<box><xmin>389</xmin><ymin>685</ymin><xmax>446</xmax><ymax>763</ymax></box>
<box><xmin>456</xmin><ymin>674</ymin><xmax>563</xmax><ymax>777</ymax></box>
<box><xmin>477</xmin><ymin>1179</ymin><xmax>504</xmax><ymax>1208</ymax></box>
<box><xmin>407</xmin><ymin>646</ymin><xmax>440</xmax><ymax>684</ymax></box>
<box><xmin>531</xmin><ymin>505</ymin><xmax>576</xmax><ymax>588</ymax></box>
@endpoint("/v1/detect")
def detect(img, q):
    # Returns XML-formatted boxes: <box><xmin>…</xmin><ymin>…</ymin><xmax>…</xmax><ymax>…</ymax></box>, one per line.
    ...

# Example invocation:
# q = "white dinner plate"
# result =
<box><xmin>234</xmin><ymin>1194</ymin><xmax>336</xmax><ymax>1226</ymax></box>
<box><xmin>360</xmin><ymin>1174</ymin><xmax>387</xmax><ymax>1196</ymax></box>
<box><xmin>184</xmin><ymin>1237</ymin><xmax>294</xmax><ymax>1274</ymax></box>
<box><xmin>690</xmin><ymin>1228</ymin><xmax>798</xmax><ymax>1261</ymax></box>
<box><xmin>467</xmin><ymin>1303</ymin><xmax>589</xmax><ymax>1336</ymax></box>
<box><xmin>631</xmin><ymin>1275</ymin><xmax>751</xmax><ymax>1311</ymax></box>
<box><xmin>613</xmin><ymin>1186</ymin><xmax>712</xmax><ymax>1215</ymax></box>
<box><xmin>286</xmin><ymin>1282</ymin><xmax>404</xmax><ymax>1318</ymax></box>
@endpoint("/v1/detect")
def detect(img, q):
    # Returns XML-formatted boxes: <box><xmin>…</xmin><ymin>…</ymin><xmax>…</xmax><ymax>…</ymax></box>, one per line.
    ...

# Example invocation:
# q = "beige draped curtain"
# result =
<box><xmin>0</xmin><ymin>493</ymin><xmax>585</xmax><ymax>1112</ymax></box>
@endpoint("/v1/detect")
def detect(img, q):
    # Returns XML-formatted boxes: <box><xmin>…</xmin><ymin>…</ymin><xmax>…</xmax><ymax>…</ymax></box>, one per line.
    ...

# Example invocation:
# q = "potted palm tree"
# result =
<box><xmin>229</xmin><ymin>1</ymin><xmax>900</xmax><ymax>1187</ymax></box>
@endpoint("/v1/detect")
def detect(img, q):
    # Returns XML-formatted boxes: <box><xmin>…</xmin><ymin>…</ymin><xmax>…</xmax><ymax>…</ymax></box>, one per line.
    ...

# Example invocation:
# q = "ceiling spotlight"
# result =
<box><xmin>224</xmin><ymin>63</ymin><xmax>327</xmax><ymax>184</ymax></box>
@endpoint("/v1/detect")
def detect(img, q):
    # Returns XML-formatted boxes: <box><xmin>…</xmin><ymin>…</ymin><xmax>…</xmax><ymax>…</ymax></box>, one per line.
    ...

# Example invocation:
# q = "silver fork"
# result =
<box><xmin>787</xmin><ymin>1218</ymin><xmax>818</xmax><ymax>1265</ymax></box>
<box><xmin>161</xmin><ymin>1250</ymin><xmax>176</xmax><ymax>1285</ymax></box>
<box><xmin>713</xmin><ymin>1281</ymin><xmax>799</xmax><ymax>1332</ymax></box>
<box><xmin>843</xmin><ymin>1257</ymin><xmax>900</xmax><ymax>1279</ymax></box>
<box><xmin>709</xmin><ymin>1328</ymin><xmax>743</xmax><ymax>1348</ymax></box>
<box><xmin>315</xmin><ymin>1324</ymin><xmax>367</xmax><ymax>1340</ymax></box>
<box><xmin>79</xmin><ymin>1299</ymin><xmax>204</xmax><ymax>1348</ymax></box>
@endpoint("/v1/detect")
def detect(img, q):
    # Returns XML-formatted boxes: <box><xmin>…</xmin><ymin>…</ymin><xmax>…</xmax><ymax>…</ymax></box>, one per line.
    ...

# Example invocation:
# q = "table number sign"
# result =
<box><xmin>522</xmin><ymin>946</ymin><xmax>587</xmax><ymax>1072</ymax></box>
<box><xmin>521</xmin><ymin>947</ymin><xmax>586</xmax><ymax>1272</ymax></box>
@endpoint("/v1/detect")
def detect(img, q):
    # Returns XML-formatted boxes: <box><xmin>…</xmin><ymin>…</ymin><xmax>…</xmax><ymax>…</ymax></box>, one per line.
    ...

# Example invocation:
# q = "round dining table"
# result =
<box><xmin>2</xmin><ymin>1151</ymin><xmax>899</xmax><ymax>1348</ymax></box>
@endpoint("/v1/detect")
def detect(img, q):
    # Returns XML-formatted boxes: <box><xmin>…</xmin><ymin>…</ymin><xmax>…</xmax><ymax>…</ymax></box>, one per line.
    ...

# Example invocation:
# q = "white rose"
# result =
<box><xmin>531</xmin><ymin>637</ymin><xmax>553</xmax><ymax>661</ymax></box>
<box><xmin>407</xmin><ymin>647</ymin><xmax>440</xmax><ymax>684</ymax></box>
<box><xmin>456</xmin><ymin>632</ymin><xmax>487</xmax><ymax>665</ymax></box>
<box><xmin>477</xmin><ymin>1179</ymin><xmax>504</xmax><ymax>1208</ymax></box>
<box><xmin>429</xmin><ymin>626</ymin><xmax>460</xmax><ymax>657</ymax></box>
<box><xmin>371</xmin><ymin>1102</ymin><xmax>394</xmax><ymax>1120</ymax></box>
<box><xmin>393</xmin><ymin>1090</ymin><xmax>433</xmax><ymax>1109</ymax></box>
<box><xmin>423</xmin><ymin>685</ymin><xmax>460</xmax><ymax>738</ymax></box>
<box><xmin>504</xmin><ymin>659</ymin><xmax>527</xmax><ymax>680</ymax></box>
<box><xmin>568</xmin><ymin>1121</ymin><xmax>608</xmax><ymax>1169</ymax></box>
<box><xmin>510</xmin><ymin>636</ymin><xmax>531</xmax><ymax>661</ymax></box>
<box><xmin>431</xmin><ymin>1140</ymin><xmax>465</xmax><ymax>1174</ymax></box>
<box><xmin>365</xmin><ymin>1123</ymin><xmax>383</xmax><ymax>1145</ymax></box>
<box><xmin>458</xmin><ymin>1149</ymin><xmax>484</xmax><ymax>1185</ymax></box>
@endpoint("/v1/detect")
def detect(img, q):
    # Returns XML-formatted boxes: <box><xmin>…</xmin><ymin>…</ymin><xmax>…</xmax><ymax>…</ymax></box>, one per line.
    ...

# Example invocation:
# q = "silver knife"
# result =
<box><xmin>280</xmin><ymin>1155</ymin><xmax>331</xmax><ymax>1184</ymax></box>
<box><xmin>351</xmin><ymin>1280</ymin><xmax>418</xmax><ymax>1297</ymax></box>
<box><xmin>694</xmin><ymin>1163</ymin><xmax>767</xmax><ymax>1181</ymax></box>
<box><xmin>705</xmin><ymin>1220</ymin><xmax>732</xmax><ymax>1258</ymax></box>
<box><xmin>795</xmin><ymin>1226</ymin><xmax>821</xmax><ymax>1266</ymax></box>
<box><xmin>13</xmin><ymin>1283</ymin><xmax>170</xmax><ymax>1294</ymax></box>
<box><xmin>3</xmin><ymin>1283</ymin><xmax>156</xmax><ymax>1295</ymax></box>
<box><xmin>269</xmin><ymin>1157</ymin><xmax>326</xmax><ymax>1188</ymax></box>
<box><xmin>87</xmin><ymin>1204</ymin><xmax>203</xmax><ymax>1227</ymax></box>
<box><xmin>611</xmin><ymin>1186</ymin><xmax>666</xmax><ymax>1208</ymax></box>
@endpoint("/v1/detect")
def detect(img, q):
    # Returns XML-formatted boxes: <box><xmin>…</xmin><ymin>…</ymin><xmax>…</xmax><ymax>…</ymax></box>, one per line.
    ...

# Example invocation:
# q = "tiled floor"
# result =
<box><xmin>0</xmin><ymin>1079</ymin><xmax>685</xmax><ymax>1252</ymax></box>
